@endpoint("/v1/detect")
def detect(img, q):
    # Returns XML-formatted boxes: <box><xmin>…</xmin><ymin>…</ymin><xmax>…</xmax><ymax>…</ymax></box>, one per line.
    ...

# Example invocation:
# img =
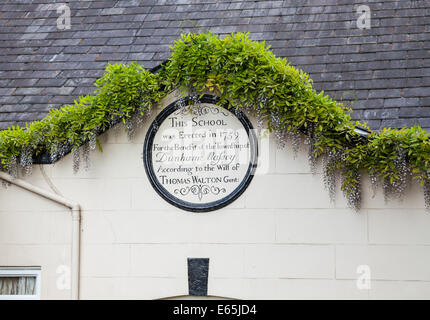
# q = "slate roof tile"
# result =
<box><xmin>0</xmin><ymin>0</ymin><xmax>429</xmax><ymax>131</ymax></box>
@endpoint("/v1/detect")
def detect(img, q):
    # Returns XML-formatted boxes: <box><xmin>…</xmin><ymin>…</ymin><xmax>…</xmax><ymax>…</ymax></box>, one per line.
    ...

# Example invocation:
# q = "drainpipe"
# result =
<box><xmin>0</xmin><ymin>171</ymin><xmax>81</xmax><ymax>300</ymax></box>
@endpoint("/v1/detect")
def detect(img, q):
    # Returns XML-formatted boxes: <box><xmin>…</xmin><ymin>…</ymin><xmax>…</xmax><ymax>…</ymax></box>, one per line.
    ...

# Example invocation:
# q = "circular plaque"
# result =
<box><xmin>143</xmin><ymin>95</ymin><xmax>258</xmax><ymax>212</ymax></box>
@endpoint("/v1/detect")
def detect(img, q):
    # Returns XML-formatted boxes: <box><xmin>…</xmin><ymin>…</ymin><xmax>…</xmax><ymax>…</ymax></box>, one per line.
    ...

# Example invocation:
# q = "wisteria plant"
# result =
<box><xmin>0</xmin><ymin>32</ymin><xmax>429</xmax><ymax>211</ymax></box>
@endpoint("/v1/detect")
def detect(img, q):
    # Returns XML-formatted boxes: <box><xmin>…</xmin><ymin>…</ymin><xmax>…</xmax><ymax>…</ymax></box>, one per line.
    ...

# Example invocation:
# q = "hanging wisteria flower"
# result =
<box><xmin>322</xmin><ymin>150</ymin><xmax>339</xmax><ymax>204</ymax></box>
<box><xmin>72</xmin><ymin>147</ymin><xmax>80</xmax><ymax>174</ymax></box>
<box><xmin>19</xmin><ymin>147</ymin><xmax>33</xmax><ymax>176</ymax></box>
<box><xmin>424</xmin><ymin>179</ymin><xmax>430</xmax><ymax>211</ymax></box>
<box><xmin>6</xmin><ymin>155</ymin><xmax>18</xmax><ymax>179</ymax></box>
<box><xmin>342</xmin><ymin>170</ymin><xmax>362</xmax><ymax>211</ymax></box>
<box><xmin>82</xmin><ymin>143</ymin><xmax>91</xmax><ymax>171</ymax></box>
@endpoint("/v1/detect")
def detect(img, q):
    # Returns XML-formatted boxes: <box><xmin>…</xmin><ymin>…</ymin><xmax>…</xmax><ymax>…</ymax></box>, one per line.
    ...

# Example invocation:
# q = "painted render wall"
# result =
<box><xmin>0</xmin><ymin>91</ymin><xmax>429</xmax><ymax>300</ymax></box>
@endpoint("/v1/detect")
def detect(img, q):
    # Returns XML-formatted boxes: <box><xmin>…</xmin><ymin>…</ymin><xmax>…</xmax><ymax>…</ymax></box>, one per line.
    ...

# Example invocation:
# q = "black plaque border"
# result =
<box><xmin>143</xmin><ymin>94</ymin><xmax>258</xmax><ymax>212</ymax></box>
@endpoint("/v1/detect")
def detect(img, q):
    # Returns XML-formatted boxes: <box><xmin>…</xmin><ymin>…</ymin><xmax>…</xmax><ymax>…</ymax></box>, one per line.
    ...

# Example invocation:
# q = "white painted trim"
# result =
<box><xmin>0</xmin><ymin>267</ymin><xmax>41</xmax><ymax>300</ymax></box>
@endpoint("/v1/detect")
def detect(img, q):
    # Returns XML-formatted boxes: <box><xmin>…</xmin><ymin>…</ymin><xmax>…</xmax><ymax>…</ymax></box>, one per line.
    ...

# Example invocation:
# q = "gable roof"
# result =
<box><xmin>0</xmin><ymin>0</ymin><xmax>429</xmax><ymax>131</ymax></box>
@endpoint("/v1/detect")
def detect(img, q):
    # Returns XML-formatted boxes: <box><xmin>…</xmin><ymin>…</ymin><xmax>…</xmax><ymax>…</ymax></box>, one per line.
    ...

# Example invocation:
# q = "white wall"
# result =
<box><xmin>0</xmin><ymin>177</ymin><xmax>71</xmax><ymax>299</ymax></box>
<box><xmin>1</xmin><ymin>91</ymin><xmax>429</xmax><ymax>299</ymax></box>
